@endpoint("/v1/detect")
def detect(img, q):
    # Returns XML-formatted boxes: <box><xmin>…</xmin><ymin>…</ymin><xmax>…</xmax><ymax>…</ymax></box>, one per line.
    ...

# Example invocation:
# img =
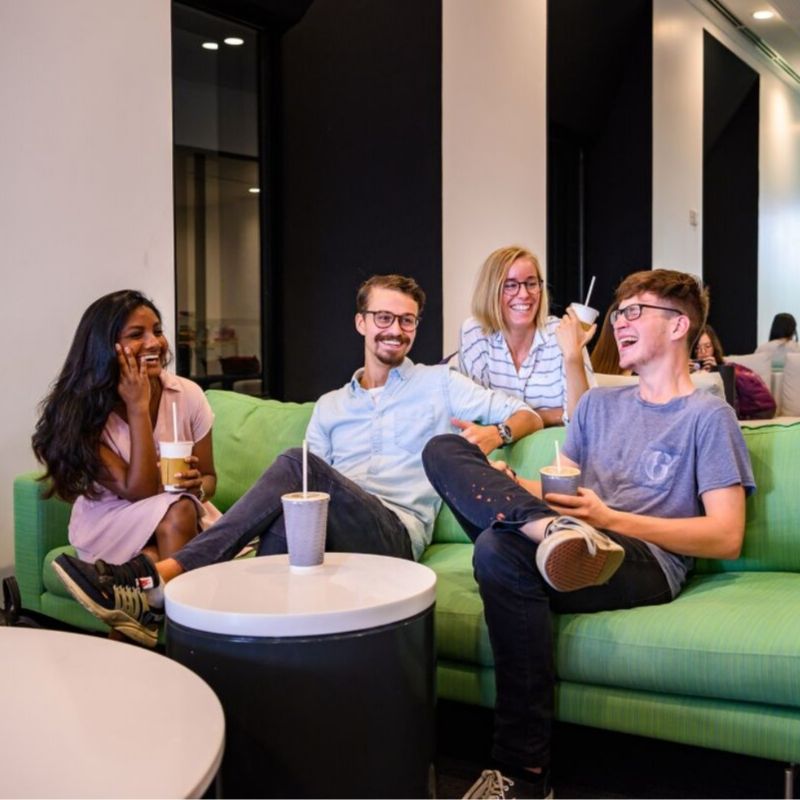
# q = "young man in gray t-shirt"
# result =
<box><xmin>423</xmin><ymin>269</ymin><xmax>754</xmax><ymax>799</ymax></box>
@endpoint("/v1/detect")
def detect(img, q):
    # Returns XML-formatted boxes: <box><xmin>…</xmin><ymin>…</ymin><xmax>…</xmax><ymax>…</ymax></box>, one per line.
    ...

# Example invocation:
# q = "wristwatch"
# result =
<box><xmin>496</xmin><ymin>422</ymin><xmax>514</xmax><ymax>446</ymax></box>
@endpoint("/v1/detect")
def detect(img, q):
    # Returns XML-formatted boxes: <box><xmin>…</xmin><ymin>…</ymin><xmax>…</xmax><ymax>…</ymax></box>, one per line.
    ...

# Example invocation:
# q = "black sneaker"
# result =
<box><xmin>52</xmin><ymin>553</ymin><xmax>161</xmax><ymax>647</ymax></box>
<box><xmin>462</xmin><ymin>768</ymin><xmax>553</xmax><ymax>799</ymax></box>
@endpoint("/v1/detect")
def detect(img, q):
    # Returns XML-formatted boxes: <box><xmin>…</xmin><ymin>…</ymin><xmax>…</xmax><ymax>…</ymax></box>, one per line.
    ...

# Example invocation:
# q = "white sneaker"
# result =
<box><xmin>536</xmin><ymin>516</ymin><xmax>624</xmax><ymax>592</ymax></box>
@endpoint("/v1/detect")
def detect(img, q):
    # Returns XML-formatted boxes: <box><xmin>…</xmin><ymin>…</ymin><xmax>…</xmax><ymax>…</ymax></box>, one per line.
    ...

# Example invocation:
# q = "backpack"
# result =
<box><xmin>731</xmin><ymin>363</ymin><xmax>776</xmax><ymax>420</ymax></box>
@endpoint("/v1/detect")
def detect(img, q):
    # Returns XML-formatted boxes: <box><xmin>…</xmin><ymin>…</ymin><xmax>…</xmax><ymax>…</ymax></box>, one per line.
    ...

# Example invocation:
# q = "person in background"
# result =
<box><xmin>32</xmin><ymin>290</ymin><xmax>219</xmax><ymax>571</ymax></box>
<box><xmin>590</xmin><ymin>304</ymin><xmax>631</xmax><ymax>376</ymax></box>
<box><xmin>693</xmin><ymin>325</ymin><xmax>776</xmax><ymax>420</ymax></box>
<box><xmin>755</xmin><ymin>313</ymin><xmax>799</xmax><ymax>368</ymax></box>
<box><xmin>458</xmin><ymin>245</ymin><xmax>595</xmax><ymax>427</ymax></box>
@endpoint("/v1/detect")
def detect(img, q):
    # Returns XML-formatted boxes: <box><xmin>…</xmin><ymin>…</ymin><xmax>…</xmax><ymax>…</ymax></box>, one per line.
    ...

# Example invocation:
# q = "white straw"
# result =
<box><xmin>172</xmin><ymin>402</ymin><xmax>178</xmax><ymax>443</ymax></box>
<box><xmin>555</xmin><ymin>440</ymin><xmax>562</xmax><ymax>472</ymax></box>
<box><xmin>584</xmin><ymin>275</ymin><xmax>596</xmax><ymax>308</ymax></box>
<box><xmin>302</xmin><ymin>438</ymin><xmax>308</xmax><ymax>497</ymax></box>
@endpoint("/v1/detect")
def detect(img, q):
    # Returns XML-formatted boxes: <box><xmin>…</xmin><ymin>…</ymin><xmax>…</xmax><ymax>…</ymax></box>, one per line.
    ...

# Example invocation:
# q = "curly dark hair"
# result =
<box><xmin>31</xmin><ymin>290</ymin><xmax>166</xmax><ymax>502</ymax></box>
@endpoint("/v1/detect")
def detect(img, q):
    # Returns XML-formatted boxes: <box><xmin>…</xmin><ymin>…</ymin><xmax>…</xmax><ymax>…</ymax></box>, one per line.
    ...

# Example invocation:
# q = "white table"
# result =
<box><xmin>0</xmin><ymin>627</ymin><xmax>225</xmax><ymax>799</ymax></box>
<box><xmin>165</xmin><ymin>552</ymin><xmax>437</xmax><ymax>798</ymax></box>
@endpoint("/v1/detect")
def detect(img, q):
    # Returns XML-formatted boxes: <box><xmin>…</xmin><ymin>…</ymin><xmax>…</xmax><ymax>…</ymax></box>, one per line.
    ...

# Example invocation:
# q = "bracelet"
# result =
<box><xmin>197</xmin><ymin>485</ymin><xmax>206</xmax><ymax>503</ymax></box>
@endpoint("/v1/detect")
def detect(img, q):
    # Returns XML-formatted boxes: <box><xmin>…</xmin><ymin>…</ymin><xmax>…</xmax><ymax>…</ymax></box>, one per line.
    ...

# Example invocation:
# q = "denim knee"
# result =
<box><xmin>422</xmin><ymin>433</ymin><xmax>467</xmax><ymax>472</ymax></box>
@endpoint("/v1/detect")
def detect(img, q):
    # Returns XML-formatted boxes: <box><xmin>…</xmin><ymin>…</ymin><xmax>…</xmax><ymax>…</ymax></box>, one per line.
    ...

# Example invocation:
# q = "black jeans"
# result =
<box><xmin>173</xmin><ymin>448</ymin><xmax>413</xmax><ymax>572</ymax></box>
<box><xmin>422</xmin><ymin>434</ymin><xmax>673</xmax><ymax>769</ymax></box>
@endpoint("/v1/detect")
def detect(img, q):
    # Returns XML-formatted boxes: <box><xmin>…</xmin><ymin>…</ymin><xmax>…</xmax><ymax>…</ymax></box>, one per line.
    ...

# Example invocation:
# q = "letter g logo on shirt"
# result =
<box><xmin>643</xmin><ymin>448</ymin><xmax>679</xmax><ymax>484</ymax></box>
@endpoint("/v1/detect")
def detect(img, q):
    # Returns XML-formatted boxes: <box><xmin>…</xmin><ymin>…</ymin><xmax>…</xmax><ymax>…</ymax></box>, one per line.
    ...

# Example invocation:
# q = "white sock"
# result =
<box><xmin>146</xmin><ymin>582</ymin><xmax>164</xmax><ymax>609</ymax></box>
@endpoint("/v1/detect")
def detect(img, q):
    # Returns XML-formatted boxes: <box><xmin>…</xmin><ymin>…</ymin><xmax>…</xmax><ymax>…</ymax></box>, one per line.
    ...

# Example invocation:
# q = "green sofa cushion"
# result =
<box><xmin>698</xmin><ymin>422</ymin><xmax>800</xmax><ymax>573</ymax></box>
<box><xmin>206</xmin><ymin>390</ymin><xmax>315</xmax><ymax>512</ymax></box>
<box><xmin>555</xmin><ymin>571</ymin><xmax>800</xmax><ymax>708</ymax></box>
<box><xmin>420</xmin><ymin>543</ymin><xmax>493</xmax><ymax>666</ymax></box>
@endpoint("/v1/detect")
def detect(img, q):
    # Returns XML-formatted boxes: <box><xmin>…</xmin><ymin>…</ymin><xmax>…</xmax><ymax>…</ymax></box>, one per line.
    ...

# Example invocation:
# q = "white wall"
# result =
<box><xmin>653</xmin><ymin>0</ymin><xmax>800</xmax><ymax>340</ymax></box>
<box><xmin>0</xmin><ymin>0</ymin><xmax>174</xmax><ymax>575</ymax></box>
<box><xmin>441</xmin><ymin>0</ymin><xmax>547</xmax><ymax>355</ymax></box>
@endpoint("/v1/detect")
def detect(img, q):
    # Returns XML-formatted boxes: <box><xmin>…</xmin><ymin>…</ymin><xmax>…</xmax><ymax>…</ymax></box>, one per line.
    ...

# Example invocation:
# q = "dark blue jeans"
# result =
<box><xmin>422</xmin><ymin>434</ymin><xmax>672</xmax><ymax>769</ymax></box>
<box><xmin>173</xmin><ymin>448</ymin><xmax>413</xmax><ymax>572</ymax></box>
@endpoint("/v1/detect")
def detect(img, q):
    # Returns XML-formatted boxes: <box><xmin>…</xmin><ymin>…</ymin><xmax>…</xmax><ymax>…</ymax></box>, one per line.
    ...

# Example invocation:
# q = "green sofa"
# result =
<box><xmin>13</xmin><ymin>390</ymin><xmax>800</xmax><ymax>770</ymax></box>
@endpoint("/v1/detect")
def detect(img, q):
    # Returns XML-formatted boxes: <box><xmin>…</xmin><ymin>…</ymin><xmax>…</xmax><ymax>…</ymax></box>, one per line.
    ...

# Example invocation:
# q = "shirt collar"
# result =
<box><xmin>349</xmin><ymin>358</ymin><xmax>415</xmax><ymax>393</ymax></box>
<box><xmin>160</xmin><ymin>371</ymin><xmax>183</xmax><ymax>393</ymax></box>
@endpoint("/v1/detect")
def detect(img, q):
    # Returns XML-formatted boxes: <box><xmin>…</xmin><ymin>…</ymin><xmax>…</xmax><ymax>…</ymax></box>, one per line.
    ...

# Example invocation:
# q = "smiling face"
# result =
<box><xmin>355</xmin><ymin>286</ymin><xmax>419</xmax><ymax>369</ymax></box>
<box><xmin>614</xmin><ymin>292</ymin><xmax>685</xmax><ymax>372</ymax></box>
<box><xmin>117</xmin><ymin>305</ymin><xmax>168</xmax><ymax>375</ymax></box>
<box><xmin>695</xmin><ymin>333</ymin><xmax>714</xmax><ymax>360</ymax></box>
<box><xmin>500</xmin><ymin>257</ymin><xmax>541</xmax><ymax>332</ymax></box>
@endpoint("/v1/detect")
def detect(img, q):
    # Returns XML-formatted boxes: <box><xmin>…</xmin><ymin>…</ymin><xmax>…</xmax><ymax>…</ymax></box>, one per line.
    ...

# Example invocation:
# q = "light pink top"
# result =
<box><xmin>68</xmin><ymin>372</ymin><xmax>220</xmax><ymax>564</ymax></box>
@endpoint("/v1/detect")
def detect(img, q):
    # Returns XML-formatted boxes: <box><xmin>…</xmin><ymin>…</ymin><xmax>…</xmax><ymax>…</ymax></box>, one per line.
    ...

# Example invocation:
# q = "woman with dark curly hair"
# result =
<box><xmin>32</xmin><ymin>290</ymin><xmax>218</xmax><ymax>566</ymax></box>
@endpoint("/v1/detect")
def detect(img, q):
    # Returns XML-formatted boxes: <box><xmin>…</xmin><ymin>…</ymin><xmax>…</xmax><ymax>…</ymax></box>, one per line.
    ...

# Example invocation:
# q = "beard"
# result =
<box><xmin>374</xmin><ymin>333</ymin><xmax>410</xmax><ymax>367</ymax></box>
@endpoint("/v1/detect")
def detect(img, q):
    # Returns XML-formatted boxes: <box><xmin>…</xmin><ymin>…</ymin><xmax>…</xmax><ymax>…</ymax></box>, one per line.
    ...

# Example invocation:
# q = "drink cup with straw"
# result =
<box><xmin>282</xmin><ymin>437</ymin><xmax>329</xmax><ymax>571</ymax></box>
<box><xmin>569</xmin><ymin>275</ymin><xmax>599</xmax><ymax>332</ymax></box>
<box><xmin>540</xmin><ymin>440</ymin><xmax>581</xmax><ymax>498</ymax></box>
<box><xmin>160</xmin><ymin>401</ymin><xmax>193</xmax><ymax>492</ymax></box>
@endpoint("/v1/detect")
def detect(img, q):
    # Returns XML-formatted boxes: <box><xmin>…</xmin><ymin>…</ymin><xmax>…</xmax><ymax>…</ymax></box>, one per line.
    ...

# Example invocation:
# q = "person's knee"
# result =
<box><xmin>422</xmin><ymin>433</ymin><xmax>464</xmax><ymax>472</ymax></box>
<box><xmin>473</xmin><ymin>528</ymin><xmax>529</xmax><ymax>590</ymax></box>
<box><xmin>163</xmin><ymin>497</ymin><xmax>199</xmax><ymax>530</ymax></box>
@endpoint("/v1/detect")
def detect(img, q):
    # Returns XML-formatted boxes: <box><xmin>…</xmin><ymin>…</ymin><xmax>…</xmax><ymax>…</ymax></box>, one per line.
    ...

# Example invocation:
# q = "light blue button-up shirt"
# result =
<box><xmin>305</xmin><ymin>358</ymin><xmax>532</xmax><ymax>559</ymax></box>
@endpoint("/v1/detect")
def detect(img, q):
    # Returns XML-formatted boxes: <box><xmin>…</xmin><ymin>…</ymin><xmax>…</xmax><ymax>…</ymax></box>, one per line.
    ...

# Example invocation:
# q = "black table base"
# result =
<box><xmin>167</xmin><ymin>607</ymin><xmax>436</xmax><ymax>799</ymax></box>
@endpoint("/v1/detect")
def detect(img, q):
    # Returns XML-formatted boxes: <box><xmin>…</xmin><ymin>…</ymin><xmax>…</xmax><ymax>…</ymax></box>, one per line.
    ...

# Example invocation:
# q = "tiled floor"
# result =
<box><xmin>435</xmin><ymin>700</ymin><xmax>793</xmax><ymax>799</ymax></box>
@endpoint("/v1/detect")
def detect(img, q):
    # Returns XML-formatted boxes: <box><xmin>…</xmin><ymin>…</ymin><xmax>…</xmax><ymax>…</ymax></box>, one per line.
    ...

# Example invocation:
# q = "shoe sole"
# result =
<box><xmin>536</xmin><ymin>535</ymin><xmax>624</xmax><ymax>592</ymax></box>
<box><xmin>52</xmin><ymin>560</ymin><xmax>158</xmax><ymax>648</ymax></box>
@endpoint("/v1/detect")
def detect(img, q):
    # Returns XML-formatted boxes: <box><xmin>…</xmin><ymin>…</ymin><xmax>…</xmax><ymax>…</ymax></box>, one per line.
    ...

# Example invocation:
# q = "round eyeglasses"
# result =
<box><xmin>502</xmin><ymin>278</ymin><xmax>543</xmax><ymax>296</ymax></box>
<box><xmin>362</xmin><ymin>310</ymin><xmax>421</xmax><ymax>332</ymax></box>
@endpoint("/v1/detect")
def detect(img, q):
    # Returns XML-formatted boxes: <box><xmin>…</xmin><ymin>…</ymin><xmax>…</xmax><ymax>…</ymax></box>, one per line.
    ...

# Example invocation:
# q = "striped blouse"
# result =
<box><xmin>457</xmin><ymin>316</ymin><xmax>595</xmax><ymax>416</ymax></box>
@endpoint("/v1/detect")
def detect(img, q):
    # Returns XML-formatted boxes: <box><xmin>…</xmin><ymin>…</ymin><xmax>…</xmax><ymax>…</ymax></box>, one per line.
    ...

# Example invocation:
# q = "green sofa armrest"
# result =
<box><xmin>13</xmin><ymin>472</ymin><xmax>71</xmax><ymax>611</ymax></box>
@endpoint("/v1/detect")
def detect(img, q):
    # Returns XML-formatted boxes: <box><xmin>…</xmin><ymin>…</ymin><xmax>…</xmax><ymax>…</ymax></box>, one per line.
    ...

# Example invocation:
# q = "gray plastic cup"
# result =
<box><xmin>540</xmin><ymin>466</ymin><xmax>581</xmax><ymax>498</ymax></box>
<box><xmin>281</xmin><ymin>491</ymin><xmax>330</xmax><ymax>572</ymax></box>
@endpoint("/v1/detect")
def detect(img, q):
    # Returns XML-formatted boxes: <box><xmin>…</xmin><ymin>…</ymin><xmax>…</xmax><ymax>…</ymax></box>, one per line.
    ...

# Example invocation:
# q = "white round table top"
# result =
<box><xmin>0</xmin><ymin>628</ymin><xmax>224</xmax><ymax>799</ymax></box>
<box><xmin>166</xmin><ymin>552</ymin><xmax>437</xmax><ymax>637</ymax></box>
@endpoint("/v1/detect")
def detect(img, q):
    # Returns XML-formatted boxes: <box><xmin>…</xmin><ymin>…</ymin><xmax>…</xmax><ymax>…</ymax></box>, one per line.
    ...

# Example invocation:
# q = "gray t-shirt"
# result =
<box><xmin>562</xmin><ymin>386</ymin><xmax>756</xmax><ymax>596</ymax></box>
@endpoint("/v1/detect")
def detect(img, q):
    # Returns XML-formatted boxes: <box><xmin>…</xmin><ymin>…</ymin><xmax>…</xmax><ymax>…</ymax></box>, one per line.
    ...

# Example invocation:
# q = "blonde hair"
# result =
<box><xmin>471</xmin><ymin>245</ymin><xmax>550</xmax><ymax>335</ymax></box>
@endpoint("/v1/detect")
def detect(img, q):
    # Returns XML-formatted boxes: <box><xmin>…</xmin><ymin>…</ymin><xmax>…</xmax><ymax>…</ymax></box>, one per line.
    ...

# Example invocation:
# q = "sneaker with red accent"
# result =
<box><xmin>52</xmin><ymin>553</ymin><xmax>162</xmax><ymax>647</ymax></box>
<box><xmin>535</xmin><ymin>515</ymin><xmax>624</xmax><ymax>592</ymax></box>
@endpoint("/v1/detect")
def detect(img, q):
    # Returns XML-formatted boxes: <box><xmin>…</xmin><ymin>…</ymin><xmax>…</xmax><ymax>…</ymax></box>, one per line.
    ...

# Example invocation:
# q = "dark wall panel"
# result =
<box><xmin>276</xmin><ymin>0</ymin><xmax>442</xmax><ymax>401</ymax></box>
<box><xmin>548</xmin><ymin>0</ymin><xmax>652</xmax><ymax>324</ymax></box>
<box><xmin>703</xmin><ymin>32</ymin><xmax>759</xmax><ymax>356</ymax></box>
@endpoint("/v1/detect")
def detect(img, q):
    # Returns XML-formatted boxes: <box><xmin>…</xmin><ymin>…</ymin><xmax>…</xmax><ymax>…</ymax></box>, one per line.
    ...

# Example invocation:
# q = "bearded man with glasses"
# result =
<box><xmin>54</xmin><ymin>274</ymin><xmax>542</xmax><ymax>646</ymax></box>
<box><xmin>423</xmin><ymin>269</ymin><xmax>755</xmax><ymax>799</ymax></box>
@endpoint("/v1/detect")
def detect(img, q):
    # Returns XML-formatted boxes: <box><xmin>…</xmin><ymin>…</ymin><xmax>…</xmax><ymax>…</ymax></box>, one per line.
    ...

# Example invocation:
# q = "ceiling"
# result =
<box><xmin>716</xmin><ymin>0</ymin><xmax>800</xmax><ymax>80</ymax></box>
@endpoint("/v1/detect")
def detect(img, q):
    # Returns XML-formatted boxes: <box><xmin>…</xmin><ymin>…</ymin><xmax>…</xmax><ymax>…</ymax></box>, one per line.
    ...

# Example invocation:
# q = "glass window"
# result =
<box><xmin>172</xmin><ymin>4</ymin><xmax>263</xmax><ymax>394</ymax></box>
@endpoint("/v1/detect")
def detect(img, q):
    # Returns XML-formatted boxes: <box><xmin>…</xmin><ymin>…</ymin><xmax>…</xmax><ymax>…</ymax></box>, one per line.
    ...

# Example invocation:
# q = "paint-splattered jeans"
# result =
<box><xmin>421</xmin><ymin>434</ymin><xmax>672</xmax><ymax>770</ymax></box>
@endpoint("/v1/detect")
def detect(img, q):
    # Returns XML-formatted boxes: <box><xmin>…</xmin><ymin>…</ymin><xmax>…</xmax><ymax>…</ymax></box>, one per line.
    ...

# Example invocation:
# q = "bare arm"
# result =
<box><xmin>555</xmin><ymin>309</ymin><xmax>596</xmax><ymax>422</ymax></box>
<box><xmin>97</xmin><ymin>344</ymin><xmax>160</xmax><ymax>501</ymax></box>
<box><xmin>452</xmin><ymin>408</ymin><xmax>544</xmax><ymax>455</ymax></box>
<box><xmin>544</xmin><ymin>484</ymin><xmax>747</xmax><ymax>560</ymax></box>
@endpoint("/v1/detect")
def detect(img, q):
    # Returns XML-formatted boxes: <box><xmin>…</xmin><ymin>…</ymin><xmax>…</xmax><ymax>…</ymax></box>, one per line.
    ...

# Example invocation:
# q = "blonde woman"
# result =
<box><xmin>458</xmin><ymin>245</ymin><xmax>595</xmax><ymax>426</ymax></box>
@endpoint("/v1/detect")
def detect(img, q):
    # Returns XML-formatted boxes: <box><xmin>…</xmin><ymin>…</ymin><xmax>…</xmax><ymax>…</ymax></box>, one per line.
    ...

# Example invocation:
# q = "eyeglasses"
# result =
<box><xmin>502</xmin><ymin>278</ymin><xmax>543</xmax><ymax>296</ymax></box>
<box><xmin>610</xmin><ymin>303</ymin><xmax>683</xmax><ymax>324</ymax></box>
<box><xmin>362</xmin><ymin>310</ymin><xmax>421</xmax><ymax>332</ymax></box>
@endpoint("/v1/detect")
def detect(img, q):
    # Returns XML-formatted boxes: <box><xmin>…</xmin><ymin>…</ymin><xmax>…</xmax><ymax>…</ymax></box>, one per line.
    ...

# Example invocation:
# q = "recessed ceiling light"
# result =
<box><xmin>249</xmin><ymin>187</ymin><xmax>260</xmax><ymax>194</ymax></box>
<box><xmin>224</xmin><ymin>37</ymin><xmax>245</xmax><ymax>46</ymax></box>
<box><xmin>202</xmin><ymin>41</ymin><xmax>219</xmax><ymax>50</ymax></box>
<box><xmin>752</xmin><ymin>10</ymin><xmax>775</xmax><ymax>20</ymax></box>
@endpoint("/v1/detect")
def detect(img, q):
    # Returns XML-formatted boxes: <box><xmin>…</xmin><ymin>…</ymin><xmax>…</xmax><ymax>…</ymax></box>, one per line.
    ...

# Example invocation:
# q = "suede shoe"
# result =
<box><xmin>52</xmin><ymin>553</ymin><xmax>161</xmax><ymax>647</ymax></box>
<box><xmin>536</xmin><ymin>515</ymin><xmax>624</xmax><ymax>592</ymax></box>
